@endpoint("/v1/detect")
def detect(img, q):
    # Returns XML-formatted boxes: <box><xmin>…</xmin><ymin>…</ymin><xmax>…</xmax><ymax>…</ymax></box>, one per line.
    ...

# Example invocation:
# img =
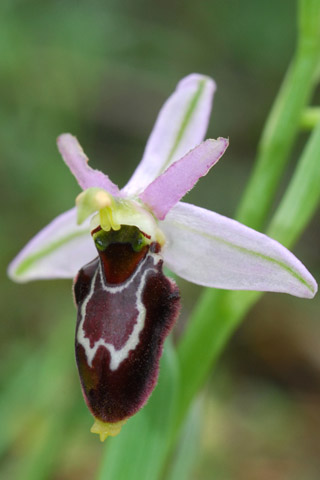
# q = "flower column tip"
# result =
<box><xmin>75</xmin><ymin>187</ymin><xmax>113</xmax><ymax>225</ymax></box>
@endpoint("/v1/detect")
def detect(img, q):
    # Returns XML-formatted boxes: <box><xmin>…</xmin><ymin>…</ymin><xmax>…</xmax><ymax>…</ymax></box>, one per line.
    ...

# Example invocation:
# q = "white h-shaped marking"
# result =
<box><xmin>77</xmin><ymin>251</ymin><xmax>160</xmax><ymax>371</ymax></box>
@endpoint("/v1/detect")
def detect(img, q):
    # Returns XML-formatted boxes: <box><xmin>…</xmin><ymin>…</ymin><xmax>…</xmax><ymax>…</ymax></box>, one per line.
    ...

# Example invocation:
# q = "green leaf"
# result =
<box><xmin>0</xmin><ymin>313</ymin><xmax>74</xmax><ymax>456</ymax></box>
<box><xmin>97</xmin><ymin>338</ymin><xmax>179</xmax><ymax>480</ymax></box>
<box><xmin>166</xmin><ymin>398</ymin><xmax>203</xmax><ymax>480</ymax></box>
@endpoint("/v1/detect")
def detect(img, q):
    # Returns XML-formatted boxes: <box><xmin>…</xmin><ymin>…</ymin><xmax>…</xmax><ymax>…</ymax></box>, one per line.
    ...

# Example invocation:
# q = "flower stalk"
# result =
<box><xmin>236</xmin><ymin>0</ymin><xmax>320</xmax><ymax>231</ymax></box>
<box><xmin>171</xmin><ymin>0</ymin><xmax>320</xmax><ymax>445</ymax></box>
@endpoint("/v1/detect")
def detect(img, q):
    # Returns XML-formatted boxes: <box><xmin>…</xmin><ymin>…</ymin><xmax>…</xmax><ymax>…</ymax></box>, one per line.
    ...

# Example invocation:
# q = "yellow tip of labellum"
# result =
<box><xmin>90</xmin><ymin>418</ymin><xmax>127</xmax><ymax>442</ymax></box>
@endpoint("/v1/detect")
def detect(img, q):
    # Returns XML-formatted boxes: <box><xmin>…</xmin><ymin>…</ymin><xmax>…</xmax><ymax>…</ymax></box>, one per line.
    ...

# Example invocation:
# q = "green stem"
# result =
<box><xmin>267</xmin><ymin>117</ymin><xmax>320</xmax><ymax>245</ymax></box>
<box><xmin>174</xmin><ymin>118</ymin><xmax>320</xmax><ymax>433</ymax></box>
<box><xmin>173</xmin><ymin>0</ymin><xmax>320</xmax><ymax>440</ymax></box>
<box><xmin>236</xmin><ymin>0</ymin><xmax>320</xmax><ymax>231</ymax></box>
<box><xmin>301</xmin><ymin>107</ymin><xmax>320</xmax><ymax>130</ymax></box>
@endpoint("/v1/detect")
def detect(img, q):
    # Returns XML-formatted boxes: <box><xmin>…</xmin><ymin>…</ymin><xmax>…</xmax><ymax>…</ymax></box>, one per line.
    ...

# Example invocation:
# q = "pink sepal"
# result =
<box><xmin>123</xmin><ymin>74</ymin><xmax>216</xmax><ymax>196</ymax></box>
<box><xmin>8</xmin><ymin>208</ymin><xmax>96</xmax><ymax>282</ymax></box>
<box><xmin>161</xmin><ymin>202</ymin><xmax>318</xmax><ymax>298</ymax></box>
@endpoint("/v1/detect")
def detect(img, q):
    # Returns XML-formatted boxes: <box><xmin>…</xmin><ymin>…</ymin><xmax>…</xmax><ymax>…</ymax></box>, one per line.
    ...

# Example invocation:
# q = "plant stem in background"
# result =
<box><xmin>267</xmin><ymin>118</ymin><xmax>320</xmax><ymax>245</ymax></box>
<box><xmin>173</xmin><ymin>0</ymin><xmax>320</xmax><ymax>441</ymax></box>
<box><xmin>236</xmin><ymin>0</ymin><xmax>320</xmax><ymax>231</ymax></box>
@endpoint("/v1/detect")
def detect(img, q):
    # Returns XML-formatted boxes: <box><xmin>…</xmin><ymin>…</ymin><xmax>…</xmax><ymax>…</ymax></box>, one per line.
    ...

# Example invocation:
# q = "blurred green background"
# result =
<box><xmin>1</xmin><ymin>0</ymin><xmax>319</xmax><ymax>479</ymax></box>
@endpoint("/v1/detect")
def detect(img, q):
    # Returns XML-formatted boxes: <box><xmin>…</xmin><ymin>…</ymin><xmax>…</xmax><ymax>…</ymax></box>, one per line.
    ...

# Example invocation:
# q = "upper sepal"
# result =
<box><xmin>123</xmin><ymin>74</ymin><xmax>216</xmax><ymax>196</ymax></box>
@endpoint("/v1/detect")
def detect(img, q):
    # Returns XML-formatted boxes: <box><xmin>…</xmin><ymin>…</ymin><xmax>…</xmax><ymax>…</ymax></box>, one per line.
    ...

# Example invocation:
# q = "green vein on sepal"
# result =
<box><xmin>162</xmin><ymin>79</ymin><xmax>206</xmax><ymax>173</ymax></box>
<box><xmin>14</xmin><ymin>230</ymin><xmax>89</xmax><ymax>277</ymax></box>
<box><xmin>169</xmin><ymin>220</ymin><xmax>315</xmax><ymax>295</ymax></box>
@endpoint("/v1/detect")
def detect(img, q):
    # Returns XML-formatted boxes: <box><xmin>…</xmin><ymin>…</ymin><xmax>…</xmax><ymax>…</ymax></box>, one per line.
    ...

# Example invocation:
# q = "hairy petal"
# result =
<box><xmin>161</xmin><ymin>202</ymin><xmax>317</xmax><ymax>298</ymax></box>
<box><xmin>140</xmin><ymin>138</ymin><xmax>228</xmax><ymax>220</ymax></box>
<box><xmin>8</xmin><ymin>208</ymin><xmax>96</xmax><ymax>282</ymax></box>
<box><xmin>123</xmin><ymin>74</ymin><xmax>216</xmax><ymax>196</ymax></box>
<box><xmin>57</xmin><ymin>134</ymin><xmax>120</xmax><ymax>195</ymax></box>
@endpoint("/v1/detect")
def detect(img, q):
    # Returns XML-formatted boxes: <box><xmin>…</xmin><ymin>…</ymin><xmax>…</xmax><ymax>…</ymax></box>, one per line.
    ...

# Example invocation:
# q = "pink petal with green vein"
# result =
<box><xmin>57</xmin><ymin>134</ymin><xmax>120</xmax><ymax>195</ymax></box>
<box><xmin>161</xmin><ymin>202</ymin><xmax>317</xmax><ymax>298</ymax></box>
<box><xmin>123</xmin><ymin>74</ymin><xmax>216</xmax><ymax>196</ymax></box>
<box><xmin>140</xmin><ymin>138</ymin><xmax>228</xmax><ymax>220</ymax></box>
<box><xmin>8</xmin><ymin>208</ymin><xmax>96</xmax><ymax>282</ymax></box>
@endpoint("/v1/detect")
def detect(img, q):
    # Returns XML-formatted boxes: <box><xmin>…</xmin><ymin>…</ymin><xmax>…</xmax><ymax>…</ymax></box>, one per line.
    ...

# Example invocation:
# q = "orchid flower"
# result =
<box><xmin>8</xmin><ymin>74</ymin><xmax>317</xmax><ymax>441</ymax></box>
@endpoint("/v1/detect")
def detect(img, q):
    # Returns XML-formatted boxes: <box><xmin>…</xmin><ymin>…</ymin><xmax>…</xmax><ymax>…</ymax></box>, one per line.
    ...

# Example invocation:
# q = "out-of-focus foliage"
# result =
<box><xmin>1</xmin><ymin>1</ymin><xmax>319</xmax><ymax>479</ymax></box>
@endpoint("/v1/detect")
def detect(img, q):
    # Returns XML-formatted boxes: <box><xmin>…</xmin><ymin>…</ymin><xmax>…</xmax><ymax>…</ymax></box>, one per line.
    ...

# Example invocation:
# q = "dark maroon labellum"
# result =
<box><xmin>74</xmin><ymin>225</ymin><xmax>180</xmax><ymax>424</ymax></box>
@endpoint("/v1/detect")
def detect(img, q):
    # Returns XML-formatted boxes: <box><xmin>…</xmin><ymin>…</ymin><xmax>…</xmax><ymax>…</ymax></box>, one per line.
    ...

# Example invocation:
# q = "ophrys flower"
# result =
<box><xmin>8</xmin><ymin>74</ymin><xmax>317</xmax><ymax>440</ymax></box>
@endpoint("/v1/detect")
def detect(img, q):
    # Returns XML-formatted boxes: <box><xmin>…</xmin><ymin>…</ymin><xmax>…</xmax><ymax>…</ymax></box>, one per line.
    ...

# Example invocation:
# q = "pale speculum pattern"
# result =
<box><xmin>74</xmin><ymin>228</ymin><xmax>180</xmax><ymax>423</ymax></box>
